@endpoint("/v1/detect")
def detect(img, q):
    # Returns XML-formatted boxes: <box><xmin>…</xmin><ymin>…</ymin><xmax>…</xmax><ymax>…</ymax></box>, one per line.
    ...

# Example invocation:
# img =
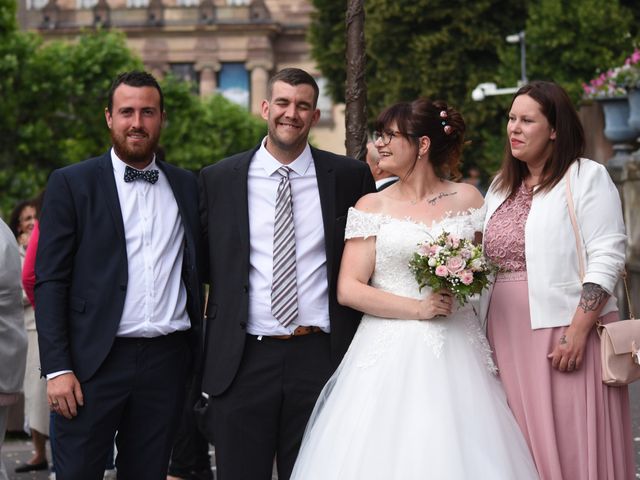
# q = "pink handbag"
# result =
<box><xmin>566</xmin><ymin>169</ymin><xmax>640</xmax><ymax>386</ymax></box>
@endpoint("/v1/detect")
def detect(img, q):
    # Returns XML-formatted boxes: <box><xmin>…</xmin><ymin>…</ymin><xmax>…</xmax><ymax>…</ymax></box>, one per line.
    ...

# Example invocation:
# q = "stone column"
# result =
<box><xmin>249</xmin><ymin>65</ymin><xmax>269</xmax><ymax>115</ymax></box>
<box><xmin>199</xmin><ymin>66</ymin><xmax>217</xmax><ymax>97</ymax></box>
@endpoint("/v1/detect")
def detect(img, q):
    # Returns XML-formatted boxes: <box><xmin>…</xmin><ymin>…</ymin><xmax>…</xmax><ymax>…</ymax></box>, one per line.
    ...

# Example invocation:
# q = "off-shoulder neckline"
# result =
<box><xmin>349</xmin><ymin>205</ymin><xmax>485</xmax><ymax>230</ymax></box>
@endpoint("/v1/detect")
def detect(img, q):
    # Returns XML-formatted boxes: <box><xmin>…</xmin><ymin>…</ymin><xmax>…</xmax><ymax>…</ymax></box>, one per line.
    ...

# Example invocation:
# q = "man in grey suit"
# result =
<box><xmin>0</xmin><ymin>218</ymin><xmax>28</xmax><ymax>480</ymax></box>
<box><xmin>198</xmin><ymin>68</ymin><xmax>375</xmax><ymax>480</ymax></box>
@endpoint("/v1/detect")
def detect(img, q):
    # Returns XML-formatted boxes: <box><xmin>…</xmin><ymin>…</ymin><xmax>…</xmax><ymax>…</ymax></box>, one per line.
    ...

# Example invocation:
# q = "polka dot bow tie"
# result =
<box><xmin>124</xmin><ymin>165</ymin><xmax>159</xmax><ymax>184</ymax></box>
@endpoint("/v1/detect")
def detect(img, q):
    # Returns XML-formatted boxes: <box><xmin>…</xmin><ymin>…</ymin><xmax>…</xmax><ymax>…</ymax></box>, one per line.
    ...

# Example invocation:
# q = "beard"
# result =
<box><xmin>110</xmin><ymin>128</ymin><xmax>160</xmax><ymax>167</ymax></box>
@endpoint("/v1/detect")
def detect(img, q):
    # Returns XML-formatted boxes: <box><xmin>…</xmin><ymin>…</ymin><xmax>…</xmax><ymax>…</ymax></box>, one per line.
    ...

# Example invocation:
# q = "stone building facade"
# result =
<box><xmin>16</xmin><ymin>0</ymin><xmax>347</xmax><ymax>154</ymax></box>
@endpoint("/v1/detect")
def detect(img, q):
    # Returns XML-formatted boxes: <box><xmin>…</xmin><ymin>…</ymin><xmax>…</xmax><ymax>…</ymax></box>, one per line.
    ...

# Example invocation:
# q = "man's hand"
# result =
<box><xmin>47</xmin><ymin>373</ymin><xmax>84</xmax><ymax>419</ymax></box>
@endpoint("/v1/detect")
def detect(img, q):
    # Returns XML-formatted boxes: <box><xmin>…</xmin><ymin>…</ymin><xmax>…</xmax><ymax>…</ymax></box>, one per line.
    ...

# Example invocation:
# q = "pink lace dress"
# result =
<box><xmin>484</xmin><ymin>184</ymin><xmax>634</xmax><ymax>480</ymax></box>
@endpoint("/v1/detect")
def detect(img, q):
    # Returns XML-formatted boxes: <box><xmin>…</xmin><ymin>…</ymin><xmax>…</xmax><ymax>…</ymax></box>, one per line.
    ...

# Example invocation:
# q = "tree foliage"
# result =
<box><xmin>1</xmin><ymin>29</ymin><xmax>266</xmax><ymax>219</ymax></box>
<box><xmin>161</xmin><ymin>75</ymin><xmax>266</xmax><ymax>172</ymax></box>
<box><xmin>520</xmin><ymin>0</ymin><xmax>634</xmax><ymax>102</ymax></box>
<box><xmin>309</xmin><ymin>0</ymin><xmax>639</xmax><ymax>179</ymax></box>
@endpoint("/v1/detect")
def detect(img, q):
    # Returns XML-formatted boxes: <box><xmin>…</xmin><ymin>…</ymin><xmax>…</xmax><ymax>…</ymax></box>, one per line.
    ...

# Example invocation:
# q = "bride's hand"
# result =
<box><xmin>418</xmin><ymin>290</ymin><xmax>453</xmax><ymax>320</ymax></box>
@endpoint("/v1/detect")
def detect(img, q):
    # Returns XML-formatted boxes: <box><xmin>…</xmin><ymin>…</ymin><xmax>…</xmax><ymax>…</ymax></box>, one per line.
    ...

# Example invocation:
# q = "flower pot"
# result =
<box><xmin>597</xmin><ymin>97</ymin><xmax>636</xmax><ymax>144</ymax></box>
<box><xmin>628</xmin><ymin>89</ymin><xmax>640</xmax><ymax>132</ymax></box>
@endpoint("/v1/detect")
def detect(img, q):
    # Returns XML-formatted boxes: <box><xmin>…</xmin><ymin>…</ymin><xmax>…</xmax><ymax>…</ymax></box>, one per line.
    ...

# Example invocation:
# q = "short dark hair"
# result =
<box><xmin>267</xmin><ymin>68</ymin><xmax>319</xmax><ymax>108</ymax></box>
<box><xmin>107</xmin><ymin>71</ymin><xmax>164</xmax><ymax>114</ymax></box>
<box><xmin>493</xmin><ymin>80</ymin><xmax>585</xmax><ymax>197</ymax></box>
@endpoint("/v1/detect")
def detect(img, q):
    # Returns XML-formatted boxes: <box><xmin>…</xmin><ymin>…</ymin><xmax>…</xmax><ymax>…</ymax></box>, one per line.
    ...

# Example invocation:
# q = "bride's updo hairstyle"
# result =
<box><xmin>373</xmin><ymin>98</ymin><xmax>465</xmax><ymax>180</ymax></box>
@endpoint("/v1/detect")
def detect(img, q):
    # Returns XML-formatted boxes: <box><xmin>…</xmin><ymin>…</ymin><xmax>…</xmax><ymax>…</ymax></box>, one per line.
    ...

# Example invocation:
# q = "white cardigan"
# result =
<box><xmin>480</xmin><ymin>158</ymin><xmax>626</xmax><ymax>330</ymax></box>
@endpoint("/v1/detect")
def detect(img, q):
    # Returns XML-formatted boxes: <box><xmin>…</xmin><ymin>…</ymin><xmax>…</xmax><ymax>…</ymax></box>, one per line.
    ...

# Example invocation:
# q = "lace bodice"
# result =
<box><xmin>344</xmin><ymin>206</ymin><xmax>496</xmax><ymax>372</ymax></box>
<box><xmin>345</xmin><ymin>206</ymin><xmax>486</xmax><ymax>299</ymax></box>
<box><xmin>484</xmin><ymin>183</ymin><xmax>532</xmax><ymax>272</ymax></box>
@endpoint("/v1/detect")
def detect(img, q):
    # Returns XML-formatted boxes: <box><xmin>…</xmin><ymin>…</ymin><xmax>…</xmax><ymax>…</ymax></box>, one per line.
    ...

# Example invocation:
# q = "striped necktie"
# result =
<box><xmin>271</xmin><ymin>166</ymin><xmax>298</xmax><ymax>327</ymax></box>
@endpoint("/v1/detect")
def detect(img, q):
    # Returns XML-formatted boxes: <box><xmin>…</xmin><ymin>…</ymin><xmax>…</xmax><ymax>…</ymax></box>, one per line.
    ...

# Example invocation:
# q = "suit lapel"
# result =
<box><xmin>232</xmin><ymin>151</ymin><xmax>253</xmax><ymax>256</ymax></box>
<box><xmin>312</xmin><ymin>148</ymin><xmax>337</xmax><ymax>281</ymax></box>
<box><xmin>158</xmin><ymin>160</ymin><xmax>195</xmax><ymax>265</ymax></box>
<box><xmin>97</xmin><ymin>152</ymin><xmax>126</xmax><ymax>240</ymax></box>
<box><xmin>159</xmin><ymin>160</ymin><xmax>188</xmax><ymax>230</ymax></box>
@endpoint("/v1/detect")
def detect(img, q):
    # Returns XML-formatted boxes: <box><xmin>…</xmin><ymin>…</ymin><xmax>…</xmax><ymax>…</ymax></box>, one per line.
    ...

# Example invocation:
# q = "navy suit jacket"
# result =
<box><xmin>35</xmin><ymin>152</ymin><xmax>204</xmax><ymax>382</ymax></box>
<box><xmin>198</xmin><ymin>145</ymin><xmax>375</xmax><ymax>396</ymax></box>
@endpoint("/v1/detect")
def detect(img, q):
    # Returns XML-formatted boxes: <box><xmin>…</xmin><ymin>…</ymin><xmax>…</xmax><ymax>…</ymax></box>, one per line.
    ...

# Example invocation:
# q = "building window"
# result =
<box><xmin>76</xmin><ymin>0</ymin><xmax>98</xmax><ymax>8</ymax></box>
<box><xmin>27</xmin><ymin>0</ymin><xmax>48</xmax><ymax>9</ymax></box>
<box><xmin>177</xmin><ymin>0</ymin><xmax>199</xmax><ymax>6</ymax></box>
<box><xmin>316</xmin><ymin>77</ymin><xmax>333</xmax><ymax>121</ymax></box>
<box><xmin>170</xmin><ymin>63</ymin><xmax>199</xmax><ymax>92</ymax></box>
<box><xmin>218</xmin><ymin>63</ymin><xmax>250</xmax><ymax>110</ymax></box>
<box><xmin>227</xmin><ymin>0</ymin><xmax>250</xmax><ymax>5</ymax></box>
<box><xmin>127</xmin><ymin>0</ymin><xmax>149</xmax><ymax>7</ymax></box>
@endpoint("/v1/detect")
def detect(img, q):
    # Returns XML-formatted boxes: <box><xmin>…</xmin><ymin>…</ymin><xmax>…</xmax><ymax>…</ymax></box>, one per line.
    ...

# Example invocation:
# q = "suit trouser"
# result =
<box><xmin>211</xmin><ymin>332</ymin><xmax>332</xmax><ymax>480</ymax></box>
<box><xmin>167</xmin><ymin>373</ymin><xmax>212</xmax><ymax>480</ymax></box>
<box><xmin>53</xmin><ymin>331</ymin><xmax>191</xmax><ymax>480</ymax></box>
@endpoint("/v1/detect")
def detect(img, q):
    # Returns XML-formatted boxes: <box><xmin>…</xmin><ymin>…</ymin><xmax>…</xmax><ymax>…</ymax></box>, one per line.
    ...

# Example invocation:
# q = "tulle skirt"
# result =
<box><xmin>291</xmin><ymin>306</ymin><xmax>538</xmax><ymax>480</ymax></box>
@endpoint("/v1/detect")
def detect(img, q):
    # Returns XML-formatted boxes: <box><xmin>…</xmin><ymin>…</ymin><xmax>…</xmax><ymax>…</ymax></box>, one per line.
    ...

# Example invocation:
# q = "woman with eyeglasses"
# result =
<box><xmin>290</xmin><ymin>99</ymin><xmax>538</xmax><ymax>479</ymax></box>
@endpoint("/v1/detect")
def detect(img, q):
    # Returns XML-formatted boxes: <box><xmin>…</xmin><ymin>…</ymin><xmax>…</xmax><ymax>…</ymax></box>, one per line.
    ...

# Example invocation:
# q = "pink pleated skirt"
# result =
<box><xmin>487</xmin><ymin>272</ymin><xmax>636</xmax><ymax>480</ymax></box>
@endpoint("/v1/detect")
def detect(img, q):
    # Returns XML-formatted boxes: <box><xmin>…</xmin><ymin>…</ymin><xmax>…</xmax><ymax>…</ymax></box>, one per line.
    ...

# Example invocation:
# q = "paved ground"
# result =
<box><xmin>4</xmin><ymin>386</ymin><xmax>640</xmax><ymax>479</ymax></box>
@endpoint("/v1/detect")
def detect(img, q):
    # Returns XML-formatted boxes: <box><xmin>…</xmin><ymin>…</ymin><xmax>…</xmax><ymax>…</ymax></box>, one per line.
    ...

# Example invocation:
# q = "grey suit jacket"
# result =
<box><xmin>0</xmin><ymin>219</ymin><xmax>27</xmax><ymax>394</ymax></box>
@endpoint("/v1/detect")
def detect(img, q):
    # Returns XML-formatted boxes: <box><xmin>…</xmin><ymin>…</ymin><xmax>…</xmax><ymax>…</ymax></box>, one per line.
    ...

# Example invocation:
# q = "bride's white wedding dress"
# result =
<box><xmin>290</xmin><ymin>207</ymin><xmax>538</xmax><ymax>480</ymax></box>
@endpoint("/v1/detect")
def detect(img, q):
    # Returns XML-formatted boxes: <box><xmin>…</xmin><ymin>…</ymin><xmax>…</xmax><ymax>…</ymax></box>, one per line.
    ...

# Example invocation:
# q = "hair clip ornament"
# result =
<box><xmin>444</xmin><ymin>125</ymin><xmax>453</xmax><ymax>135</ymax></box>
<box><xmin>440</xmin><ymin>110</ymin><xmax>448</xmax><ymax>119</ymax></box>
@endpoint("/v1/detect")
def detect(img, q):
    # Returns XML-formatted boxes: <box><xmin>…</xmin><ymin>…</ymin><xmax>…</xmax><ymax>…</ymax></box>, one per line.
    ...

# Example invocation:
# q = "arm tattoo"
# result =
<box><xmin>427</xmin><ymin>191</ymin><xmax>458</xmax><ymax>206</ymax></box>
<box><xmin>578</xmin><ymin>282</ymin><xmax>609</xmax><ymax>313</ymax></box>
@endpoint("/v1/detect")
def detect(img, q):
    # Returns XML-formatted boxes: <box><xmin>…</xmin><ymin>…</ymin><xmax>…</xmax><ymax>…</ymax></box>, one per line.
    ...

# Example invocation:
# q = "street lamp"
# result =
<box><xmin>471</xmin><ymin>83</ymin><xmax>519</xmax><ymax>101</ymax></box>
<box><xmin>506</xmin><ymin>30</ymin><xmax>527</xmax><ymax>85</ymax></box>
<box><xmin>471</xmin><ymin>30</ymin><xmax>527</xmax><ymax>101</ymax></box>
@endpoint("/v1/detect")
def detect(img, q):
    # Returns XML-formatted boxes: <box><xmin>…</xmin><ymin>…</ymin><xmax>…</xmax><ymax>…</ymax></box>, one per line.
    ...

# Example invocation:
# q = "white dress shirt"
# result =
<box><xmin>110</xmin><ymin>150</ymin><xmax>190</xmax><ymax>337</ymax></box>
<box><xmin>246</xmin><ymin>139</ymin><xmax>330</xmax><ymax>336</ymax></box>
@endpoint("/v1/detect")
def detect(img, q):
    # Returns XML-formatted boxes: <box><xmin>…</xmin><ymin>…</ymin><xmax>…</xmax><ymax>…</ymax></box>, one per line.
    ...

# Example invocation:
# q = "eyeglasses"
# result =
<box><xmin>373</xmin><ymin>130</ymin><xmax>417</xmax><ymax>146</ymax></box>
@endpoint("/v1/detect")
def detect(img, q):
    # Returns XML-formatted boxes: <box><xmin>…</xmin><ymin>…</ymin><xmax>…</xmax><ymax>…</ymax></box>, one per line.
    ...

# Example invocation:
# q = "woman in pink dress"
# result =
<box><xmin>482</xmin><ymin>80</ymin><xmax>635</xmax><ymax>479</ymax></box>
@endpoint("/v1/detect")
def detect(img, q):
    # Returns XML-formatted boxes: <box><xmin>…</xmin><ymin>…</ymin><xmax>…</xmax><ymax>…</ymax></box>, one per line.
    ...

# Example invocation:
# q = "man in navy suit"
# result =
<box><xmin>35</xmin><ymin>71</ymin><xmax>203</xmax><ymax>480</ymax></box>
<box><xmin>198</xmin><ymin>68</ymin><xmax>375</xmax><ymax>480</ymax></box>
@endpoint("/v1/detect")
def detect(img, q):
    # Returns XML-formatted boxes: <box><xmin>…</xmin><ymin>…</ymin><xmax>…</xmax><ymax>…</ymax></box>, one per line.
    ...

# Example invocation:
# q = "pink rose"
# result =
<box><xmin>459</xmin><ymin>270</ymin><xmax>474</xmax><ymax>285</ymax></box>
<box><xmin>445</xmin><ymin>256</ymin><xmax>465</xmax><ymax>274</ymax></box>
<box><xmin>446</xmin><ymin>235</ymin><xmax>460</xmax><ymax>249</ymax></box>
<box><xmin>418</xmin><ymin>244</ymin><xmax>430</xmax><ymax>256</ymax></box>
<box><xmin>435</xmin><ymin>265</ymin><xmax>448</xmax><ymax>277</ymax></box>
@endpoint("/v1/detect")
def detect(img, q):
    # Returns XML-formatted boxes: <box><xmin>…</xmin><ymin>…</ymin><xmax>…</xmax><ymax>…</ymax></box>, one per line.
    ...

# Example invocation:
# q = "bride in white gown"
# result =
<box><xmin>290</xmin><ymin>99</ymin><xmax>538</xmax><ymax>479</ymax></box>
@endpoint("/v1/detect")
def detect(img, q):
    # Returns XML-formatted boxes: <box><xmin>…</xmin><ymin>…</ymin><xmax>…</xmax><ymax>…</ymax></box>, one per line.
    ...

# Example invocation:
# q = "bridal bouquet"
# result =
<box><xmin>409</xmin><ymin>231</ymin><xmax>494</xmax><ymax>305</ymax></box>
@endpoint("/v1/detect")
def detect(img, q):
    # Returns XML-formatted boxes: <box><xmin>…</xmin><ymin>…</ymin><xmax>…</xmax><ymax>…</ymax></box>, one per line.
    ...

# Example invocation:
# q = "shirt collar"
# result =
<box><xmin>255</xmin><ymin>137</ymin><xmax>313</xmax><ymax>177</ymax></box>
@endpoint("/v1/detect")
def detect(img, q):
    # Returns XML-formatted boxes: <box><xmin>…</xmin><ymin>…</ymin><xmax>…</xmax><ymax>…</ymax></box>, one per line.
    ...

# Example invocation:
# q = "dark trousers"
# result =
<box><xmin>168</xmin><ymin>374</ymin><xmax>213</xmax><ymax>480</ymax></box>
<box><xmin>49</xmin><ymin>412</ymin><xmax>114</xmax><ymax>473</ymax></box>
<box><xmin>54</xmin><ymin>332</ymin><xmax>191</xmax><ymax>480</ymax></box>
<box><xmin>211</xmin><ymin>332</ymin><xmax>332</xmax><ymax>480</ymax></box>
